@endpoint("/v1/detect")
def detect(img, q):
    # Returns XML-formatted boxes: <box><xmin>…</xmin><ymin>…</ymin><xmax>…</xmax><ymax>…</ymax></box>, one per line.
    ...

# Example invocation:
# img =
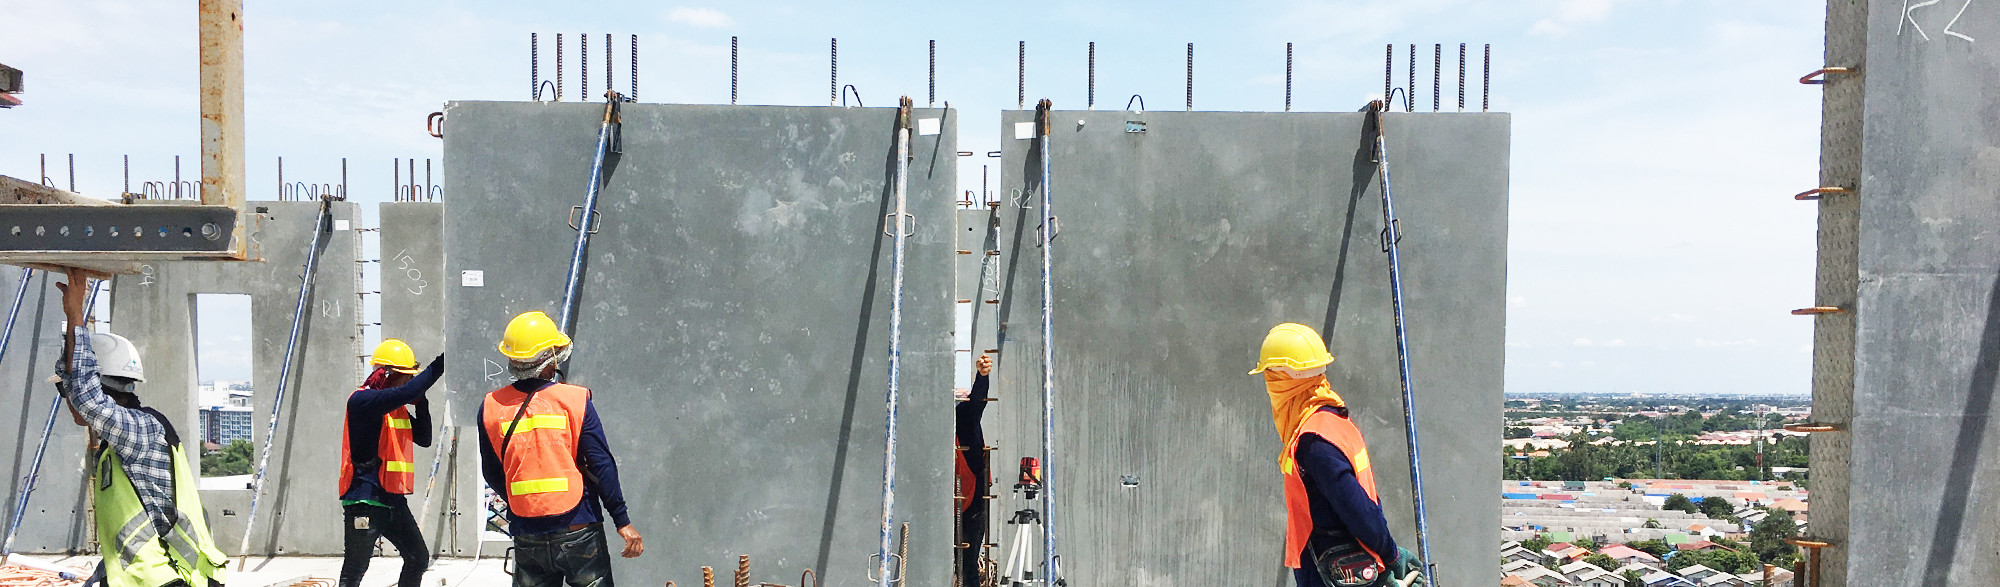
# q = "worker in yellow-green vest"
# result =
<box><xmin>53</xmin><ymin>269</ymin><xmax>227</xmax><ymax>587</ymax></box>
<box><xmin>339</xmin><ymin>339</ymin><xmax>444</xmax><ymax>587</ymax></box>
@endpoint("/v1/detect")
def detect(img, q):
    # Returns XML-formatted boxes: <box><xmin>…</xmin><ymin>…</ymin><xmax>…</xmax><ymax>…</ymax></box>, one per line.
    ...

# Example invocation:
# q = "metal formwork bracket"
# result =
<box><xmin>1791</xmin><ymin>306</ymin><xmax>1844</xmax><ymax>315</ymax></box>
<box><xmin>1799</xmin><ymin>67</ymin><xmax>1856</xmax><ymax>85</ymax></box>
<box><xmin>0</xmin><ymin>204</ymin><xmax>240</xmax><ymax>253</ymax></box>
<box><xmin>1795</xmin><ymin>187</ymin><xmax>1850</xmax><ymax>201</ymax></box>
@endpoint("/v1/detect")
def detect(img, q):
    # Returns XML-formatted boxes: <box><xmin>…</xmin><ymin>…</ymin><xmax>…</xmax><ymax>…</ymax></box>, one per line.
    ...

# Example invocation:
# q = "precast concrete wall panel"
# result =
<box><xmin>989</xmin><ymin>110</ymin><xmax>1508</xmax><ymax>586</ymax></box>
<box><xmin>441</xmin><ymin>102</ymin><xmax>958</xmax><ymax>586</ymax></box>
<box><xmin>378</xmin><ymin>201</ymin><xmax>481</xmax><ymax>557</ymax></box>
<box><xmin>1820</xmin><ymin>2</ymin><xmax>2000</xmax><ymax>584</ymax></box>
<box><xmin>0</xmin><ymin>268</ymin><xmax>93</xmax><ymax>553</ymax></box>
<box><xmin>111</xmin><ymin>201</ymin><xmax>364</xmax><ymax>556</ymax></box>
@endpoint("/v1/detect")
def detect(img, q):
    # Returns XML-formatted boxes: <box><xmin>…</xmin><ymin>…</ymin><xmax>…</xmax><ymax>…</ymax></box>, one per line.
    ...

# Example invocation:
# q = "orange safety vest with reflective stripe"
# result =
<box><xmin>481</xmin><ymin>382</ymin><xmax>591</xmax><ymax>518</ymax></box>
<box><xmin>340</xmin><ymin>395</ymin><xmax>417</xmax><ymax>496</ymax></box>
<box><xmin>1282</xmin><ymin>407</ymin><xmax>1383</xmax><ymax>569</ymax></box>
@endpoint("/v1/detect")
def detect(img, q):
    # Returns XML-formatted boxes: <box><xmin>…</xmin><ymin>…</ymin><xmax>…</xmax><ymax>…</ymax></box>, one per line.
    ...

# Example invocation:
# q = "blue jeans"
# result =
<box><xmin>513</xmin><ymin>523</ymin><xmax>614</xmax><ymax>587</ymax></box>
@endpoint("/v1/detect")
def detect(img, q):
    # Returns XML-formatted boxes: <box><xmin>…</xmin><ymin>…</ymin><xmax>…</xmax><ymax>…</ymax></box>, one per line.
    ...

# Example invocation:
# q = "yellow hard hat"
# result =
<box><xmin>1248</xmin><ymin>323</ymin><xmax>1334</xmax><ymax>375</ymax></box>
<box><xmin>498</xmin><ymin>311</ymin><xmax>571</xmax><ymax>361</ymax></box>
<box><xmin>371</xmin><ymin>339</ymin><xmax>422</xmax><ymax>374</ymax></box>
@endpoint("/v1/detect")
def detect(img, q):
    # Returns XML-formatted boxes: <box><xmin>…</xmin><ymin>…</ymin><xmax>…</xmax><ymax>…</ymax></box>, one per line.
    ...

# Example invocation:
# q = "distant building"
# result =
<box><xmin>200</xmin><ymin>405</ymin><xmax>253</xmax><ymax>446</ymax></box>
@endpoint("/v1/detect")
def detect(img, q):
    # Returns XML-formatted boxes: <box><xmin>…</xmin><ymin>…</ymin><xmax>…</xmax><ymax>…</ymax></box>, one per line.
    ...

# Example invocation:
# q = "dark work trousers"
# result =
<box><xmin>957</xmin><ymin>500</ymin><xmax>989</xmax><ymax>587</ymax></box>
<box><xmin>341</xmin><ymin>502</ymin><xmax>430</xmax><ymax>587</ymax></box>
<box><xmin>513</xmin><ymin>522</ymin><xmax>615</xmax><ymax>587</ymax></box>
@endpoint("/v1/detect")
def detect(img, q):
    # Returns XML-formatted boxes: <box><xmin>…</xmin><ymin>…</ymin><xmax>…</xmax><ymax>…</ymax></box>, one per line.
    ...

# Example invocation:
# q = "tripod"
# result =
<box><xmin>1000</xmin><ymin>508</ymin><xmax>1045</xmax><ymax>587</ymax></box>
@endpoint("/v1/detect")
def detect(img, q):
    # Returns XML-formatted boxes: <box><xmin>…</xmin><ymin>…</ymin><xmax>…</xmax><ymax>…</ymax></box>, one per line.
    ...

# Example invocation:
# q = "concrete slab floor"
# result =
<box><xmin>6</xmin><ymin>554</ymin><xmax>512</xmax><ymax>587</ymax></box>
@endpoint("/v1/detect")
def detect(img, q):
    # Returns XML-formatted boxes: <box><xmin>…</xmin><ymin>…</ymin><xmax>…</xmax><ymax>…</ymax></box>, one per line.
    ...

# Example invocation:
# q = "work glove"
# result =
<box><xmin>432</xmin><ymin>353</ymin><xmax>446</xmax><ymax>372</ymax></box>
<box><xmin>1390</xmin><ymin>548</ymin><xmax>1426</xmax><ymax>587</ymax></box>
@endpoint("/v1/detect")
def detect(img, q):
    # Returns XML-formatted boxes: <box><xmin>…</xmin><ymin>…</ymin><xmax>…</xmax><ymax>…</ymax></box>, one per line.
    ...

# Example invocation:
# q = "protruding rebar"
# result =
<box><xmin>123</xmin><ymin>155</ymin><xmax>130</xmax><ymax>193</ymax></box>
<box><xmin>631</xmin><ymin>34</ymin><xmax>639</xmax><ymax>101</ymax></box>
<box><xmin>1285</xmin><ymin>42</ymin><xmax>1293</xmax><ymax>112</ymax></box>
<box><xmin>1483</xmin><ymin>44</ymin><xmax>1491</xmax><ymax>112</ymax></box>
<box><xmin>1087</xmin><ymin>42</ymin><xmax>1096</xmax><ymax>110</ymax></box>
<box><xmin>831</xmin><ymin>38</ymin><xmax>839</xmax><ymax>107</ymax></box>
<box><xmin>604</xmin><ymin>33</ymin><xmax>612</xmax><ymax>99</ymax></box>
<box><xmin>731</xmin><ymin>36</ymin><xmax>739</xmax><ymax>105</ymax></box>
<box><xmin>1432</xmin><ymin>43</ymin><xmax>1441</xmax><ymax>112</ymax></box>
<box><xmin>277</xmin><ymin>156</ymin><xmax>284</xmax><ymax>200</ymax></box>
<box><xmin>581</xmin><ymin>33</ymin><xmax>589</xmax><ymax>98</ymax></box>
<box><xmin>1017</xmin><ymin>41</ymin><xmax>1025</xmax><ymax>110</ymax></box>
<box><xmin>67</xmin><ymin>154</ymin><xmax>74</xmax><ymax>192</ymax></box>
<box><xmin>340</xmin><ymin>158</ymin><xmax>347</xmax><ymax>199</ymax></box>
<box><xmin>1458</xmin><ymin>43</ymin><xmax>1466</xmax><ymax>112</ymax></box>
<box><xmin>1384</xmin><ymin>44</ymin><xmax>1392</xmax><ymax>106</ymax></box>
<box><xmin>1407</xmin><ymin>44</ymin><xmax>1415</xmax><ymax>112</ymax></box>
<box><xmin>556</xmin><ymin>34</ymin><xmax>564</xmax><ymax>101</ymax></box>
<box><xmin>735</xmin><ymin>555</ymin><xmax>750</xmax><ymax>587</ymax></box>
<box><xmin>531</xmin><ymin>33</ymin><xmax>539</xmax><ymax>100</ymax></box>
<box><xmin>703</xmin><ymin>566</ymin><xmax>714</xmax><ymax>587</ymax></box>
<box><xmin>393</xmin><ymin>158</ymin><xmax>400</xmax><ymax>202</ymax></box>
<box><xmin>1184</xmin><ymin>43</ymin><xmax>1194</xmax><ymax>111</ymax></box>
<box><xmin>928</xmin><ymin>40</ymin><xmax>936</xmax><ymax>108</ymax></box>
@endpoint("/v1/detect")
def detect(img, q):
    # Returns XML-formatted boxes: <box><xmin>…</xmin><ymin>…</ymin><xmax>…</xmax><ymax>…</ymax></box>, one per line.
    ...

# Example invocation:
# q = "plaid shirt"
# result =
<box><xmin>64</xmin><ymin>327</ymin><xmax>180</xmax><ymax>538</ymax></box>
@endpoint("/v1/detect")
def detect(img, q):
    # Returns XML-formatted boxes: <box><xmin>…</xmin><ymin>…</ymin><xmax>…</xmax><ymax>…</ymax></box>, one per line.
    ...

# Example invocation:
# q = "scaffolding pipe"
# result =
<box><xmin>1368</xmin><ymin>102</ymin><xmax>1438</xmax><ymax>586</ymax></box>
<box><xmin>3</xmin><ymin>276</ymin><xmax>103</xmax><ymax>564</ymax></box>
<box><xmin>556</xmin><ymin>91</ymin><xmax>624</xmax><ymax>339</ymax></box>
<box><xmin>1035</xmin><ymin>99</ymin><xmax>1059</xmax><ymax>587</ymax></box>
<box><xmin>237</xmin><ymin>197</ymin><xmax>335</xmax><ymax>570</ymax></box>
<box><xmin>875</xmin><ymin>96</ymin><xmax>913</xmax><ymax>587</ymax></box>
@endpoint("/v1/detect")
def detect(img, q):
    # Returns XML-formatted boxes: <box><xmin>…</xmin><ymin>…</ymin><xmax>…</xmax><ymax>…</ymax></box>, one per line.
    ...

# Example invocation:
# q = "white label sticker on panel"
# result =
<box><xmin>333</xmin><ymin>219</ymin><xmax>351</xmax><ymax>231</ymax></box>
<box><xmin>918</xmin><ymin>118</ymin><xmax>941</xmax><ymax>136</ymax></box>
<box><xmin>1014</xmin><ymin>121</ymin><xmax>1034</xmax><ymax>140</ymax></box>
<box><xmin>461</xmin><ymin>270</ymin><xmax>484</xmax><ymax>287</ymax></box>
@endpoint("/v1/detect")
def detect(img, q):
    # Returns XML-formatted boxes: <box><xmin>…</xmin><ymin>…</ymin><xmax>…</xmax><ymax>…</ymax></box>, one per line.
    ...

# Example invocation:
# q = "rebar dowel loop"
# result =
<box><xmin>842</xmin><ymin>85</ymin><xmax>863</xmax><ymax>108</ymax></box>
<box><xmin>1125</xmin><ymin>94</ymin><xmax>1144</xmax><ymax>113</ymax></box>
<box><xmin>556</xmin><ymin>92</ymin><xmax>624</xmax><ymax>340</ymax></box>
<box><xmin>1035</xmin><ymin>99</ymin><xmax>1060</xmax><ymax>587</ymax></box>
<box><xmin>0</xmin><ymin>268</ymin><xmax>45</xmax><ymax>561</ymax></box>
<box><xmin>1369</xmin><ymin>101</ymin><xmax>1439</xmax><ymax>587</ymax></box>
<box><xmin>1184</xmin><ymin>43</ymin><xmax>1194</xmax><ymax>111</ymax></box>
<box><xmin>874</xmin><ymin>96</ymin><xmax>914</xmax><ymax>587</ymax></box>
<box><xmin>1457</xmin><ymin>43</ymin><xmax>1466</xmax><ymax>111</ymax></box>
<box><xmin>1286</xmin><ymin>42</ymin><xmax>1294</xmax><ymax>112</ymax></box>
<box><xmin>732</xmin><ymin>36</ymin><xmax>740</xmax><ymax>105</ymax></box>
<box><xmin>237</xmin><ymin>198</ymin><xmax>335</xmax><ymax>569</ymax></box>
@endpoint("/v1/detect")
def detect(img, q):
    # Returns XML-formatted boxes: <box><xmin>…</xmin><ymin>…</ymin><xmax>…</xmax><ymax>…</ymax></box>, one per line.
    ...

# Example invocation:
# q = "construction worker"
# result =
<box><xmin>338</xmin><ymin>339</ymin><xmax>444</xmax><ymax>587</ymax></box>
<box><xmin>53</xmin><ymin>269</ymin><xmax>228</xmax><ymax>587</ymax></box>
<box><xmin>954</xmin><ymin>353</ymin><xmax>995</xmax><ymax>586</ymax></box>
<box><xmin>479</xmin><ymin>311</ymin><xmax>643</xmax><ymax>587</ymax></box>
<box><xmin>1250</xmin><ymin>323</ymin><xmax>1423</xmax><ymax>587</ymax></box>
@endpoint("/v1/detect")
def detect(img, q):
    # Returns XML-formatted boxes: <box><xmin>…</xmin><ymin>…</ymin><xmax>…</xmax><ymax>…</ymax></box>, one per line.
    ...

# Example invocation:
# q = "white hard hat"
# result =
<box><xmin>92</xmin><ymin>332</ymin><xmax>146</xmax><ymax>382</ymax></box>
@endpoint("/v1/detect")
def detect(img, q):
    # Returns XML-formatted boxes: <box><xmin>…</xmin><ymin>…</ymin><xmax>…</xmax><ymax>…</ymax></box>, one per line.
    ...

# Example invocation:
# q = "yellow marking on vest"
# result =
<box><xmin>384</xmin><ymin>460</ymin><xmax>416</xmax><ymax>473</ymax></box>
<box><xmin>511</xmin><ymin>477</ymin><xmax>570</xmax><ymax>495</ymax></box>
<box><xmin>1351</xmin><ymin>449</ymin><xmax>1370</xmax><ymax>473</ymax></box>
<box><xmin>386</xmin><ymin>418</ymin><xmax>412</xmax><ymax>429</ymax></box>
<box><xmin>502</xmin><ymin>414</ymin><xmax>569</xmax><ymax>435</ymax></box>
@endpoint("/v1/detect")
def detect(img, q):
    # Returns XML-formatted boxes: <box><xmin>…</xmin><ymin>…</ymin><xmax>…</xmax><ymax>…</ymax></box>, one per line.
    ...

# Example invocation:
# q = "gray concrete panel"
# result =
<box><xmin>378</xmin><ymin>201</ymin><xmax>480</xmax><ymax>557</ymax></box>
<box><xmin>111</xmin><ymin>201</ymin><xmax>364</xmax><ymax>556</ymax></box>
<box><xmin>0</xmin><ymin>268</ymin><xmax>94</xmax><ymax>553</ymax></box>
<box><xmin>1829</xmin><ymin>2</ymin><xmax>2000</xmax><ymax>583</ymax></box>
<box><xmin>989</xmin><ymin>110</ymin><xmax>1508</xmax><ymax>586</ymax></box>
<box><xmin>441</xmin><ymin>102</ymin><xmax>958</xmax><ymax>585</ymax></box>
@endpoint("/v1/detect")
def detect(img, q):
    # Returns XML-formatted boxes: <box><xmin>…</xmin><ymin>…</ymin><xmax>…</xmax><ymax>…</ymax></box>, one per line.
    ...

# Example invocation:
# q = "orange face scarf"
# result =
<box><xmin>1266</xmin><ymin>370</ymin><xmax>1346</xmax><ymax>473</ymax></box>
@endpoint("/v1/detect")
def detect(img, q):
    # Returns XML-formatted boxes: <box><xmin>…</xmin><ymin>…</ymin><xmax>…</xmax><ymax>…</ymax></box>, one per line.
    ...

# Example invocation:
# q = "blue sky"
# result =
<box><xmin>1</xmin><ymin>0</ymin><xmax>1824</xmax><ymax>393</ymax></box>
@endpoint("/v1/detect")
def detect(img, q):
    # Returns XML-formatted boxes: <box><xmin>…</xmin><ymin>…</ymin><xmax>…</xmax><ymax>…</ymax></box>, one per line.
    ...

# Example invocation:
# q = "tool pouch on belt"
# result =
<box><xmin>1309</xmin><ymin>533</ymin><xmax>1386</xmax><ymax>587</ymax></box>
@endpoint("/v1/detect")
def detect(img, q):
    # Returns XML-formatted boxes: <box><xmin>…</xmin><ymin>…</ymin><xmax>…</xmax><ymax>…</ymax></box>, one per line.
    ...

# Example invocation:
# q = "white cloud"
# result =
<box><xmin>1572</xmin><ymin>338</ymin><xmax>1594</xmax><ymax>347</ymax></box>
<box><xmin>1651</xmin><ymin>314</ymin><xmax>1698</xmax><ymax>323</ymax></box>
<box><xmin>1604</xmin><ymin>339</ymin><xmax>1627</xmax><ymax>347</ymax></box>
<box><xmin>1529</xmin><ymin>0</ymin><xmax>1628</xmax><ymax>36</ymax></box>
<box><xmin>666</xmin><ymin>7</ymin><xmax>734</xmax><ymax>28</ymax></box>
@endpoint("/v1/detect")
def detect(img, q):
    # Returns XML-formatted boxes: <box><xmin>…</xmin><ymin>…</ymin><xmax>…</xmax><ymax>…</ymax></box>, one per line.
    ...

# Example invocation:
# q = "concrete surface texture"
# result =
<box><xmin>1810</xmin><ymin>1</ymin><xmax>2000</xmax><ymax>585</ymax></box>
<box><xmin>377</xmin><ymin>202</ymin><xmax>481</xmax><ymax>558</ymax></box>
<box><xmin>10</xmin><ymin>553</ymin><xmax>511</xmax><ymax>587</ymax></box>
<box><xmin>0</xmin><ymin>267</ymin><xmax>93</xmax><ymax>553</ymax></box>
<box><xmin>983</xmin><ymin>109</ymin><xmax>1508</xmax><ymax>586</ymax></box>
<box><xmin>441</xmin><ymin>101</ymin><xmax>958</xmax><ymax>586</ymax></box>
<box><xmin>108</xmin><ymin>200</ymin><xmax>364</xmax><ymax>556</ymax></box>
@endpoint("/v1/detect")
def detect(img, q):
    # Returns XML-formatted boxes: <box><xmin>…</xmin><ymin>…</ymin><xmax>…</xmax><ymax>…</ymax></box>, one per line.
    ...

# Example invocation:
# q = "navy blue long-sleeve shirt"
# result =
<box><xmin>1292</xmin><ymin>408</ymin><xmax>1398</xmax><ymax>587</ymax></box>
<box><xmin>341</xmin><ymin>361</ymin><xmax>442</xmax><ymax>506</ymax></box>
<box><xmin>955</xmin><ymin>373</ymin><xmax>991</xmax><ymax>494</ymax></box>
<box><xmin>477</xmin><ymin>379</ymin><xmax>632</xmax><ymax>536</ymax></box>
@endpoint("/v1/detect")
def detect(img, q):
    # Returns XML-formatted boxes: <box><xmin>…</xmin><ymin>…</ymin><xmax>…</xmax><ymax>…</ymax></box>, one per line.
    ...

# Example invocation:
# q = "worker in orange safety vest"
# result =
<box><xmin>1252</xmin><ymin>323</ymin><xmax>1424</xmax><ymax>587</ymax></box>
<box><xmin>339</xmin><ymin>339</ymin><xmax>444</xmax><ymax>587</ymax></box>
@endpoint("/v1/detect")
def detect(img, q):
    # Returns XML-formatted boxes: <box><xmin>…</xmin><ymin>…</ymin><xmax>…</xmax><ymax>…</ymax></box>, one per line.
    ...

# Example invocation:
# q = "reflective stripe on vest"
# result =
<box><xmin>385</xmin><ymin>460</ymin><xmax>417</xmax><ymax>473</ymax></box>
<box><xmin>387</xmin><ymin>417</ymin><xmax>413</xmax><ymax>429</ymax></box>
<box><xmin>95</xmin><ymin>444</ymin><xmax>228</xmax><ymax>587</ymax></box>
<box><xmin>1281</xmin><ymin>408</ymin><xmax>1384</xmax><ymax>570</ymax></box>
<box><xmin>482</xmin><ymin>382</ymin><xmax>592</xmax><ymax>518</ymax></box>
